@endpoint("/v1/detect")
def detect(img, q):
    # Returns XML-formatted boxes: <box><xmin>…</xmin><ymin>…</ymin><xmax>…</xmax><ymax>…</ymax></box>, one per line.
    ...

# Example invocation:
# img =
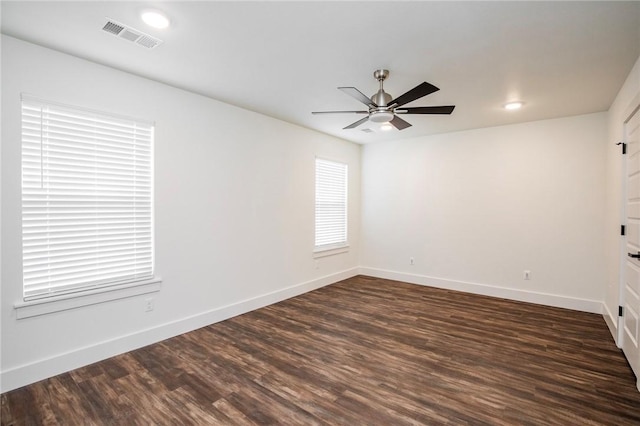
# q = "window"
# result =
<box><xmin>314</xmin><ymin>158</ymin><xmax>348</xmax><ymax>251</ymax></box>
<box><xmin>21</xmin><ymin>96</ymin><xmax>154</xmax><ymax>301</ymax></box>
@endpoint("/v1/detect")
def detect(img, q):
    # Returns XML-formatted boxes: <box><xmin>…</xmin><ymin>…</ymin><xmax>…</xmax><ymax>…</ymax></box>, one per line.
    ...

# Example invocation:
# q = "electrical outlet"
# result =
<box><xmin>524</xmin><ymin>270</ymin><xmax>531</xmax><ymax>280</ymax></box>
<box><xmin>145</xmin><ymin>298</ymin><xmax>154</xmax><ymax>312</ymax></box>
<box><xmin>410</xmin><ymin>257</ymin><xmax>415</xmax><ymax>266</ymax></box>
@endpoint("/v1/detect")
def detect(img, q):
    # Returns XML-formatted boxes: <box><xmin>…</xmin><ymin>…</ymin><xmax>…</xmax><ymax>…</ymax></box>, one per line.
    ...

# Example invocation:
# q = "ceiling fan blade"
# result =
<box><xmin>388</xmin><ymin>82</ymin><xmax>439</xmax><ymax>108</ymax></box>
<box><xmin>343</xmin><ymin>116</ymin><xmax>370</xmax><ymax>129</ymax></box>
<box><xmin>339</xmin><ymin>87</ymin><xmax>377</xmax><ymax>107</ymax></box>
<box><xmin>396</xmin><ymin>105</ymin><xmax>456</xmax><ymax>115</ymax></box>
<box><xmin>389</xmin><ymin>115</ymin><xmax>412</xmax><ymax>130</ymax></box>
<box><xmin>312</xmin><ymin>110</ymin><xmax>368</xmax><ymax>114</ymax></box>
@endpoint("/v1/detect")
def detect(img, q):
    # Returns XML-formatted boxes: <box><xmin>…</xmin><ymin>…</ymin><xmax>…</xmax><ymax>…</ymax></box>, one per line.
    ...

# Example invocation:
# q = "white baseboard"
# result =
<box><xmin>1</xmin><ymin>267</ymin><xmax>359</xmax><ymax>393</ymax></box>
<box><xmin>359</xmin><ymin>267</ymin><xmax>603</xmax><ymax>314</ymax></box>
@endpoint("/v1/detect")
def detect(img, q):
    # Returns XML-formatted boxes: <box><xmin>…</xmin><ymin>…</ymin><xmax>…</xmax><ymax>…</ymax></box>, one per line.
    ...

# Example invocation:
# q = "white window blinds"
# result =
<box><xmin>21</xmin><ymin>96</ymin><xmax>154</xmax><ymax>301</ymax></box>
<box><xmin>315</xmin><ymin>158</ymin><xmax>348</xmax><ymax>249</ymax></box>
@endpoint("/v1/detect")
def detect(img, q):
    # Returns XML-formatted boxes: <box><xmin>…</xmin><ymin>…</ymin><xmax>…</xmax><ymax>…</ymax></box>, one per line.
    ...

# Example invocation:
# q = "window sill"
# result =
<box><xmin>313</xmin><ymin>244</ymin><xmax>349</xmax><ymax>258</ymax></box>
<box><xmin>14</xmin><ymin>277</ymin><xmax>162</xmax><ymax>319</ymax></box>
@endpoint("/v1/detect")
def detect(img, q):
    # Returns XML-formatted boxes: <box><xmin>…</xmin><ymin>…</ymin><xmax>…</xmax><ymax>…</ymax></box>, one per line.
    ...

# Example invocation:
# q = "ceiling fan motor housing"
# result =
<box><xmin>371</xmin><ymin>90</ymin><xmax>392</xmax><ymax>107</ymax></box>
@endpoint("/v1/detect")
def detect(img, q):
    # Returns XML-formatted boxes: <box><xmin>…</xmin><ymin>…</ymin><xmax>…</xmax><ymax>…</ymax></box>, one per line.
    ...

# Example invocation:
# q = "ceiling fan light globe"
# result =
<box><xmin>369</xmin><ymin>111</ymin><xmax>394</xmax><ymax>123</ymax></box>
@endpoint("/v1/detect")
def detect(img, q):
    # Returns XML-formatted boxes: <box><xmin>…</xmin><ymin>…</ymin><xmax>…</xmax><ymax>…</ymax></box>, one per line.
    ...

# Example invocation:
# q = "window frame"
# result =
<box><xmin>314</xmin><ymin>156</ymin><xmax>349</xmax><ymax>256</ymax></box>
<box><xmin>16</xmin><ymin>94</ymin><xmax>160</xmax><ymax>317</ymax></box>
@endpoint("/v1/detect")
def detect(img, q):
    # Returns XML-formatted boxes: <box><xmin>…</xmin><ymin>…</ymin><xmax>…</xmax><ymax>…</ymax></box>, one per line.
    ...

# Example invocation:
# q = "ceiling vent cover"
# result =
<box><xmin>102</xmin><ymin>19</ymin><xmax>163</xmax><ymax>49</ymax></box>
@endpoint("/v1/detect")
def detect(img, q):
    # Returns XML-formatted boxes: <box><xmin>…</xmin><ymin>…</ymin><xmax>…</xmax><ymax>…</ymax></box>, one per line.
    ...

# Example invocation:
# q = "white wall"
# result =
<box><xmin>0</xmin><ymin>36</ymin><xmax>361</xmax><ymax>392</ymax></box>
<box><xmin>360</xmin><ymin>113</ymin><xmax>607</xmax><ymax>312</ymax></box>
<box><xmin>603</xmin><ymin>55</ymin><xmax>640</xmax><ymax>342</ymax></box>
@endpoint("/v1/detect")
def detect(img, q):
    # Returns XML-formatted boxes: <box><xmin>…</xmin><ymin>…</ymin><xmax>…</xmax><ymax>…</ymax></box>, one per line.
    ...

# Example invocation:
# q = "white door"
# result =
<box><xmin>624</xmin><ymin>106</ymin><xmax>640</xmax><ymax>378</ymax></box>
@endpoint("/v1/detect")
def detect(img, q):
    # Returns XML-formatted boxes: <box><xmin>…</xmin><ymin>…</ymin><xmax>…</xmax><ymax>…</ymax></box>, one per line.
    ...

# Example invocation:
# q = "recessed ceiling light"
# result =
<box><xmin>141</xmin><ymin>10</ymin><xmax>170</xmax><ymax>29</ymax></box>
<box><xmin>380</xmin><ymin>123</ymin><xmax>393</xmax><ymax>131</ymax></box>
<box><xmin>504</xmin><ymin>101</ymin><xmax>523</xmax><ymax>110</ymax></box>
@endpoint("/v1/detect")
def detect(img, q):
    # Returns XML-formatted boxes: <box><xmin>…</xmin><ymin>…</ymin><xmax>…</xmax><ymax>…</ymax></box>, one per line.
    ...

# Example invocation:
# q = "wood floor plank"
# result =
<box><xmin>3</xmin><ymin>275</ymin><xmax>640</xmax><ymax>425</ymax></box>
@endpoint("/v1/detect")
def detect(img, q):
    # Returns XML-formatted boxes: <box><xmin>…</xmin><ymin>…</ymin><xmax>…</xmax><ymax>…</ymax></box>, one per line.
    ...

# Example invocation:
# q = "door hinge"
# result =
<box><xmin>619</xmin><ymin>306</ymin><xmax>624</xmax><ymax>317</ymax></box>
<box><xmin>621</xmin><ymin>225</ymin><xmax>626</xmax><ymax>236</ymax></box>
<box><xmin>616</xmin><ymin>141</ymin><xmax>627</xmax><ymax>154</ymax></box>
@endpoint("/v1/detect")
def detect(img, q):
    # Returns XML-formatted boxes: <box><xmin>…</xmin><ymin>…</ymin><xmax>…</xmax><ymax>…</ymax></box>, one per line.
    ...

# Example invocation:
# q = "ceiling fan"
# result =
<box><xmin>312</xmin><ymin>69</ymin><xmax>455</xmax><ymax>131</ymax></box>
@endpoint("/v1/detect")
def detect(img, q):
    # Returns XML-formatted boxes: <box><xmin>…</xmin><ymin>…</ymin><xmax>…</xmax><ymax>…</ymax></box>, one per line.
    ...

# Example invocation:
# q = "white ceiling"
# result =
<box><xmin>2</xmin><ymin>1</ymin><xmax>639</xmax><ymax>144</ymax></box>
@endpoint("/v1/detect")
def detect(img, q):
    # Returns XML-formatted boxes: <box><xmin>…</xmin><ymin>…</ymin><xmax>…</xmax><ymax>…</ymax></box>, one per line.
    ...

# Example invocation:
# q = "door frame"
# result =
<box><xmin>619</xmin><ymin>93</ymin><xmax>640</xmax><ymax>355</ymax></box>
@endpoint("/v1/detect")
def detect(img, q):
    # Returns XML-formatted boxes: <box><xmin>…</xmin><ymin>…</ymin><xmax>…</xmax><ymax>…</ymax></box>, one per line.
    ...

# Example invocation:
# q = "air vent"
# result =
<box><xmin>136</xmin><ymin>35</ymin><xmax>160</xmax><ymax>49</ymax></box>
<box><xmin>120</xmin><ymin>29</ymin><xmax>141</xmax><ymax>42</ymax></box>
<box><xmin>102</xmin><ymin>19</ymin><xmax>163</xmax><ymax>49</ymax></box>
<box><xmin>102</xmin><ymin>21</ymin><xmax>125</xmax><ymax>35</ymax></box>
<box><xmin>361</xmin><ymin>128</ymin><xmax>374</xmax><ymax>133</ymax></box>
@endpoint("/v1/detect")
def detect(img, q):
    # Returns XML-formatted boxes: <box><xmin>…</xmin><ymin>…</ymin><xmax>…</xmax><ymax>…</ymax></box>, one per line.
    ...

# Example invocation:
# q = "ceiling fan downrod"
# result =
<box><xmin>370</xmin><ymin>69</ymin><xmax>394</xmax><ymax>123</ymax></box>
<box><xmin>371</xmin><ymin>69</ymin><xmax>392</xmax><ymax>107</ymax></box>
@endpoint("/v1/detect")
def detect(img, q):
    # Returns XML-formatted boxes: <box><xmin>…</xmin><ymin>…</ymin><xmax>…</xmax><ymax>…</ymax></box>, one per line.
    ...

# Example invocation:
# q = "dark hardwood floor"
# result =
<box><xmin>2</xmin><ymin>275</ymin><xmax>640</xmax><ymax>425</ymax></box>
